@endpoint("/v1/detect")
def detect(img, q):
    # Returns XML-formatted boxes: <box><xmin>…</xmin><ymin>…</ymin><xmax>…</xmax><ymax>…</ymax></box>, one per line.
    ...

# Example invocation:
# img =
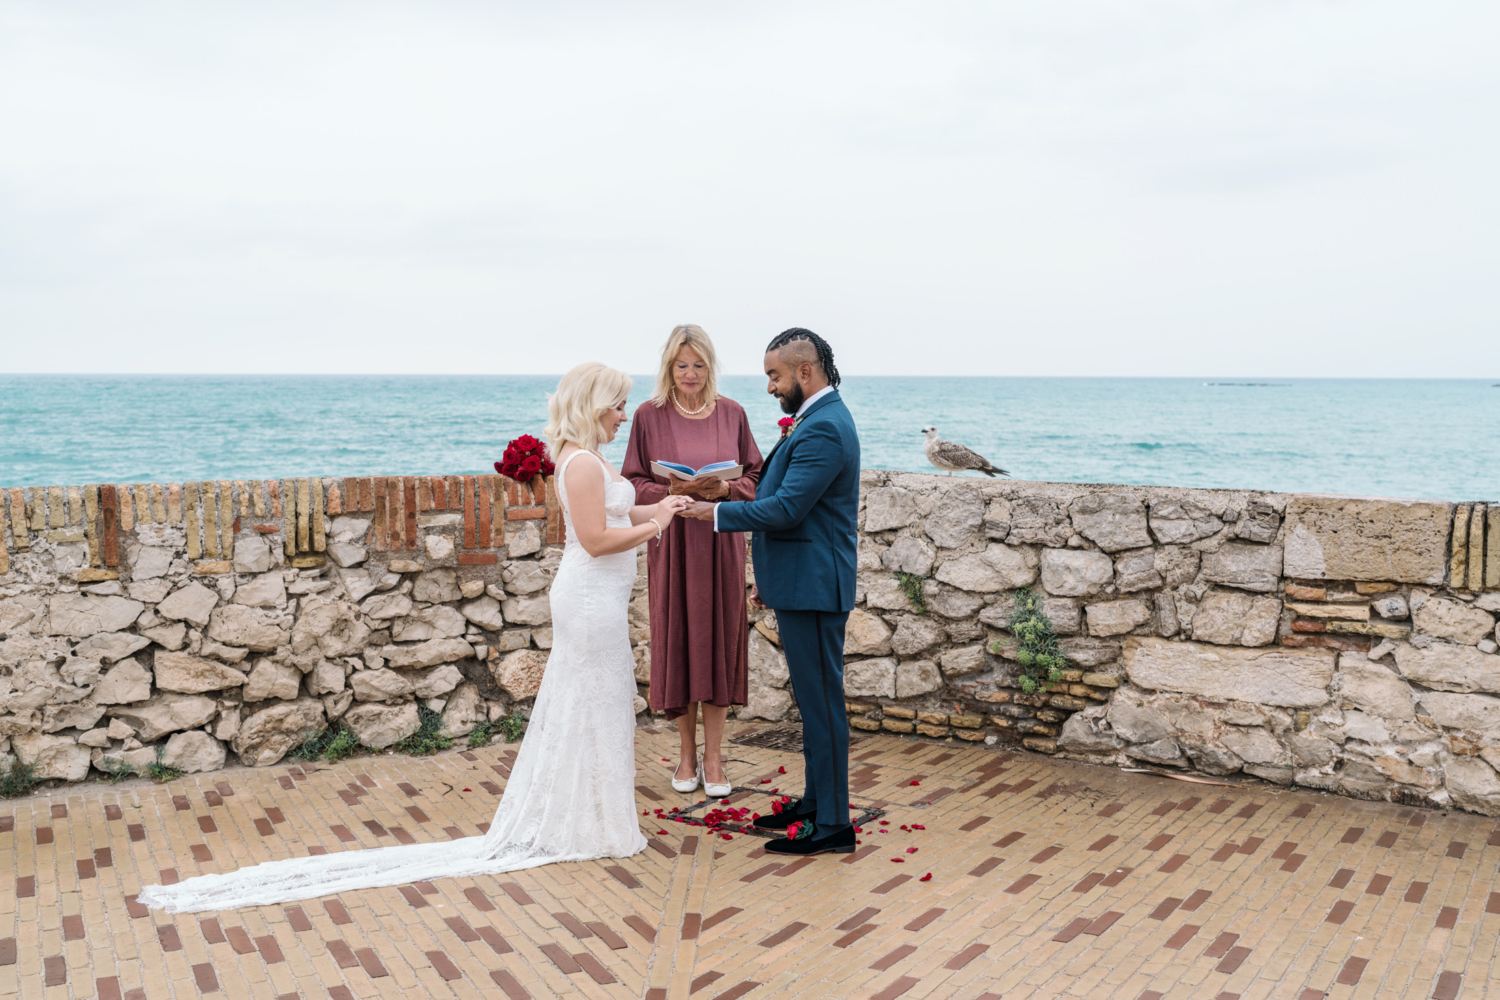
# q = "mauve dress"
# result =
<box><xmin>622</xmin><ymin>398</ymin><xmax>764</xmax><ymax>720</ymax></box>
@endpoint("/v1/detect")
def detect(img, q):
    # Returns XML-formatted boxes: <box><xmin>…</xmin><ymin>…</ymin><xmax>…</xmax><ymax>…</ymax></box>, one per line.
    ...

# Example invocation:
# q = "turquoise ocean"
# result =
<box><xmin>1</xmin><ymin>376</ymin><xmax>1496</xmax><ymax>500</ymax></box>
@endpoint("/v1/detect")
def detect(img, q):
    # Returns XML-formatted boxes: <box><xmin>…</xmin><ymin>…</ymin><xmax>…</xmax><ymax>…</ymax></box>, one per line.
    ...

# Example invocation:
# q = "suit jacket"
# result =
<box><xmin>715</xmin><ymin>390</ymin><xmax>860</xmax><ymax>612</ymax></box>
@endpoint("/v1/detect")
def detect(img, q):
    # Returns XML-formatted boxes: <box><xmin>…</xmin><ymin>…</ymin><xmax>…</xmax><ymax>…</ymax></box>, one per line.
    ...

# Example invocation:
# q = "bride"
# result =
<box><xmin>139</xmin><ymin>363</ymin><xmax>688</xmax><ymax>913</ymax></box>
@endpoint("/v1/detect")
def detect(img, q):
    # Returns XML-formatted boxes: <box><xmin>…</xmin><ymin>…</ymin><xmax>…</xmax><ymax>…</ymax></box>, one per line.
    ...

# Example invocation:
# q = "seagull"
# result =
<box><xmin>922</xmin><ymin>426</ymin><xmax>1008</xmax><ymax>477</ymax></box>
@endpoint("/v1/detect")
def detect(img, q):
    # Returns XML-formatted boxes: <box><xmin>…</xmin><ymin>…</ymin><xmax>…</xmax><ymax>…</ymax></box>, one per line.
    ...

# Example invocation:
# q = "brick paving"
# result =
<box><xmin>3</xmin><ymin>724</ymin><xmax>1498</xmax><ymax>1000</ymax></box>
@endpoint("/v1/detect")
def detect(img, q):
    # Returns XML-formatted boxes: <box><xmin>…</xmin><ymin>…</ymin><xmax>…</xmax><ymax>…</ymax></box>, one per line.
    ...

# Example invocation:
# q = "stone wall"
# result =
<box><xmin>741</xmin><ymin>473</ymin><xmax>1500</xmax><ymax>816</ymax></box>
<box><xmin>4</xmin><ymin>472</ymin><xmax>1500</xmax><ymax>818</ymax></box>
<box><xmin>0</xmin><ymin>476</ymin><xmax>604</xmax><ymax>782</ymax></box>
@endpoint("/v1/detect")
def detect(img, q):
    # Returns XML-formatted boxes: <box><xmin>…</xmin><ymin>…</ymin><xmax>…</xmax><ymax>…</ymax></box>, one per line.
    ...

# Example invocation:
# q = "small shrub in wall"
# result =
<box><xmin>997</xmin><ymin>587</ymin><xmax>1066</xmax><ymax>694</ymax></box>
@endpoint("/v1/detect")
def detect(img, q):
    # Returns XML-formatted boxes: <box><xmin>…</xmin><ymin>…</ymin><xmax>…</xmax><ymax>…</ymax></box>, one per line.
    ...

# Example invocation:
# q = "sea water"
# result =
<box><xmin>1</xmin><ymin>375</ymin><xmax>1496</xmax><ymax>500</ymax></box>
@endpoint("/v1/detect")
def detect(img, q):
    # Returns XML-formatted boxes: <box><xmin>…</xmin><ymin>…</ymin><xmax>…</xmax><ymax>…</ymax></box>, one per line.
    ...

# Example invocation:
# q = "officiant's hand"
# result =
<box><xmin>669</xmin><ymin>476</ymin><xmax>729</xmax><ymax>500</ymax></box>
<box><xmin>680</xmin><ymin>500</ymin><xmax>717</xmax><ymax>521</ymax></box>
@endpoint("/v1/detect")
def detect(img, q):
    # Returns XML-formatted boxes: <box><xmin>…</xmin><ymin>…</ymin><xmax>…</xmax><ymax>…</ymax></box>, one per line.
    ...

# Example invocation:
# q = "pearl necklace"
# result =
<box><xmin>672</xmin><ymin>388</ymin><xmax>711</xmax><ymax>416</ymax></box>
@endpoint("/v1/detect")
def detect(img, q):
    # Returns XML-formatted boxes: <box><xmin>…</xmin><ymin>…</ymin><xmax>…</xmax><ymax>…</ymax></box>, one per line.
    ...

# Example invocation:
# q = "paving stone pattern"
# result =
<box><xmin>2</xmin><ymin>723</ymin><xmax>1498</xmax><ymax>999</ymax></box>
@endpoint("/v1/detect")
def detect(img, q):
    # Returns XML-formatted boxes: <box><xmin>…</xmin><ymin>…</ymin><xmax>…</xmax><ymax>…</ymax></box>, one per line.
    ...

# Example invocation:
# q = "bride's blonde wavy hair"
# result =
<box><xmin>545</xmin><ymin>362</ymin><xmax>634</xmax><ymax>456</ymax></box>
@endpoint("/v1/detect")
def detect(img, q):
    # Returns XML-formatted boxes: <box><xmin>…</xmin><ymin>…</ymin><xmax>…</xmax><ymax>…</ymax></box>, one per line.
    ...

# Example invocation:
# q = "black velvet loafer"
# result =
<box><xmin>764</xmin><ymin>822</ymin><xmax>856</xmax><ymax>856</ymax></box>
<box><xmin>753</xmin><ymin>797</ymin><xmax>815</xmax><ymax>831</ymax></box>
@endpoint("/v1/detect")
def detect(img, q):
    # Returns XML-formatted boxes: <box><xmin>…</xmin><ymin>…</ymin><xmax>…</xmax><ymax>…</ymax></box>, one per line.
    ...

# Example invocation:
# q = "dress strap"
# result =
<box><xmin>555</xmin><ymin>448</ymin><xmax>612</xmax><ymax>511</ymax></box>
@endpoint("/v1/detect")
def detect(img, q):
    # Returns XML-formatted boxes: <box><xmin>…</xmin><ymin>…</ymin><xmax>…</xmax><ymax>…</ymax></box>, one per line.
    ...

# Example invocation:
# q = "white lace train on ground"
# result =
<box><xmin>138</xmin><ymin>455</ymin><xmax>646</xmax><ymax>914</ymax></box>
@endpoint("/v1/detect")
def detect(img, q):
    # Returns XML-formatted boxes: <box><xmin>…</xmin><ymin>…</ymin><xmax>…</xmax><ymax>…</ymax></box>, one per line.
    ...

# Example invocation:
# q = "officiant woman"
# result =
<box><xmin>622</xmin><ymin>325</ymin><xmax>764</xmax><ymax>797</ymax></box>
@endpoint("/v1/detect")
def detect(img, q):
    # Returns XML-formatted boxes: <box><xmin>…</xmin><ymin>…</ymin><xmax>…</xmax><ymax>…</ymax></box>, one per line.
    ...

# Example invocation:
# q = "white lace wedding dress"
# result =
<box><xmin>139</xmin><ymin>451</ymin><xmax>647</xmax><ymax>914</ymax></box>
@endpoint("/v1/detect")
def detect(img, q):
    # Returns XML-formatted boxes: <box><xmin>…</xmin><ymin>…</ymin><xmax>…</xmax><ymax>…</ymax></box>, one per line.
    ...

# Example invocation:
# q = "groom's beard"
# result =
<box><xmin>777</xmin><ymin>382</ymin><xmax>805</xmax><ymax>415</ymax></box>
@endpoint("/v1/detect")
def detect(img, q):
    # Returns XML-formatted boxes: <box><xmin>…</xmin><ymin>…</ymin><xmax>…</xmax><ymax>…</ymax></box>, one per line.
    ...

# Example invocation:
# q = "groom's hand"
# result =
<box><xmin>680</xmin><ymin>500</ymin><xmax>716</xmax><ymax>521</ymax></box>
<box><xmin>748</xmin><ymin>585</ymin><xmax>766</xmax><ymax>610</ymax></box>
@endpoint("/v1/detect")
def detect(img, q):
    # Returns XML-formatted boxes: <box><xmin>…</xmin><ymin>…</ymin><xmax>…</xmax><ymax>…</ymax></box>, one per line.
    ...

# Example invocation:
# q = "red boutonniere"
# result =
<box><xmin>777</xmin><ymin>416</ymin><xmax>796</xmax><ymax>439</ymax></box>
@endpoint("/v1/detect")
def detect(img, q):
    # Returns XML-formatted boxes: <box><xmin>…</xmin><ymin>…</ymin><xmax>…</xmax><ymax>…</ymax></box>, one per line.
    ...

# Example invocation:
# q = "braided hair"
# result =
<box><xmin>765</xmin><ymin>327</ymin><xmax>841</xmax><ymax>389</ymax></box>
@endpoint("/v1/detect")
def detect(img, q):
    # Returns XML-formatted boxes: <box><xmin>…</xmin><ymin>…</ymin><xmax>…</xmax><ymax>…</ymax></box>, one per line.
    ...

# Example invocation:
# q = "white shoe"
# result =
<box><xmin>671</xmin><ymin>756</ymin><xmax>700</xmax><ymax>794</ymax></box>
<box><xmin>703</xmin><ymin>763</ymin><xmax>731</xmax><ymax>799</ymax></box>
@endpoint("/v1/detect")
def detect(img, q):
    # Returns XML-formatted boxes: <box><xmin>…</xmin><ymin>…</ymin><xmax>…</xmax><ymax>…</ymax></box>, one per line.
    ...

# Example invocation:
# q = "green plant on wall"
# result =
<box><xmin>995</xmin><ymin>587</ymin><xmax>1066</xmax><ymax>694</ymax></box>
<box><xmin>896</xmin><ymin>573</ymin><xmax>927</xmax><ymax>615</ymax></box>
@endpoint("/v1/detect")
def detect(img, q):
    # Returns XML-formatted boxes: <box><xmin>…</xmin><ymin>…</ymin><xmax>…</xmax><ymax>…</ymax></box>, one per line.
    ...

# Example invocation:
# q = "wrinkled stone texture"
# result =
<box><xmin>1085</xmin><ymin>600</ymin><xmax>1152</xmax><ymax>637</ymax></box>
<box><xmin>1039</xmin><ymin>549</ymin><xmax>1114</xmax><ymax>597</ymax></box>
<box><xmin>413</xmin><ymin>569</ymin><xmax>462</xmax><ymax>603</ymax></box>
<box><xmin>381</xmin><ymin>638</ymin><xmax>474</xmax><ymax>669</ymax></box>
<box><xmin>243</xmin><ymin>659</ymin><xmax>302</xmax><ymax>701</ymax></box>
<box><xmin>153</xmin><ymin>651</ymin><xmax>248</xmax><ymax>694</ymax></box>
<box><xmin>1418</xmin><ymin>692</ymin><xmax>1500</xmax><ymax>733</ymax></box>
<box><xmin>924</xmin><ymin>488</ymin><xmax>985</xmax><ymax>548</ymax></box>
<box><xmin>161</xmin><ymin>730</ymin><xmax>227</xmax><ymax>773</ymax></box>
<box><xmin>1069</xmin><ymin>493</ymin><xmax>1151</xmax><ymax>552</ymax></box>
<box><xmin>895</xmin><ymin>659</ymin><xmax>942</xmax><ymax>698</ymax></box>
<box><xmin>502</xmin><ymin>595</ymin><xmax>551</xmax><ymax>626</ymax></box>
<box><xmin>343</xmin><ymin>703</ymin><xmax>420</xmax><ymax>749</ymax></box>
<box><xmin>110</xmin><ymin>693</ymin><xmax>218</xmax><ymax>741</ymax></box>
<box><xmin>207</xmin><ymin>606</ymin><xmax>289</xmax><ymax>651</ymax></box>
<box><xmin>864</xmin><ymin>487</ymin><xmax>920</xmax><ymax>532</ymax></box>
<box><xmin>936</xmin><ymin>544</ymin><xmax>1038</xmax><ymax>593</ymax></box>
<box><xmin>460</xmin><ymin>596</ymin><xmax>506</xmax><ymax>631</ymax></box>
<box><xmin>12</xmin><ymin>733</ymin><xmax>92</xmax><ymax>781</ymax></box>
<box><xmin>493</xmin><ymin>649</ymin><xmax>548</xmax><ymax>700</ymax></box>
<box><xmin>440</xmin><ymin>683</ymin><xmax>487</xmax><ymax>736</ymax></box>
<box><xmin>1413</xmin><ymin>598</ymin><xmax>1495</xmax><ymax>645</ymax></box>
<box><xmin>93</xmin><ymin>658</ymin><xmax>153</xmax><ymax>705</ymax></box>
<box><xmin>1282</xmin><ymin>495</ymin><xmax>1452</xmax><ymax>584</ymax></box>
<box><xmin>1124</xmin><ymin>637</ymin><xmax>1335</xmax><ymax>707</ymax></box>
<box><xmin>1393</xmin><ymin>642</ymin><xmax>1500</xmax><ymax>693</ymax></box>
<box><xmin>157</xmin><ymin>582</ymin><xmax>219</xmax><ymax>627</ymax></box>
<box><xmin>881</xmin><ymin>536</ymin><xmax>935</xmax><ymax>577</ymax></box>
<box><xmin>1007</xmin><ymin>498</ymin><xmax>1072</xmax><ymax>546</ymax></box>
<box><xmin>1148</xmin><ymin>498</ymin><xmax>1223</xmax><ymax>545</ymax></box>
<box><xmin>1200</xmin><ymin>543</ymin><xmax>1283</xmax><ymax>594</ymax></box>
<box><xmin>1445</xmin><ymin>757</ymin><xmax>1500</xmax><ymax>815</ymax></box>
<box><xmin>1190</xmin><ymin>590</ymin><xmax>1282</xmax><ymax>647</ymax></box>
<box><xmin>845</xmin><ymin>657</ymin><xmax>896</xmax><ymax>698</ymax></box>
<box><xmin>45</xmin><ymin>594</ymin><xmax>145</xmax><ymax>636</ymax></box>
<box><xmin>843</xmin><ymin>609</ymin><xmax>893</xmax><ymax>656</ymax></box>
<box><xmin>1337</xmin><ymin>654</ymin><xmax>1414</xmax><ymax>719</ymax></box>
<box><xmin>391</xmin><ymin>606</ymin><xmax>468</xmax><ymax>642</ymax></box>
<box><xmin>233</xmin><ymin>697</ymin><xmax>326</xmax><ymax>766</ymax></box>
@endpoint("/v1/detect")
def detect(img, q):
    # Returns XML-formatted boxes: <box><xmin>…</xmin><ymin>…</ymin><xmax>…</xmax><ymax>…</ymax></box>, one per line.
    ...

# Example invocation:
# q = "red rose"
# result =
<box><xmin>515</xmin><ymin>435</ymin><xmax>538</xmax><ymax>450</ymax></box>
<box><xmin>520</xmin><ymin>455</ymin><xmax>542</xmax><ymax>476</ymax></box>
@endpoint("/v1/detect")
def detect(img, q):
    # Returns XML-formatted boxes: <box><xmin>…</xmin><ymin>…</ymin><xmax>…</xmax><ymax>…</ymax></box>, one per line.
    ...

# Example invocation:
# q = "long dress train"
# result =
<box><xmin>138</xmin><ymin>451</ymin><xmax>646</xmax><ymax>914</ymax></box>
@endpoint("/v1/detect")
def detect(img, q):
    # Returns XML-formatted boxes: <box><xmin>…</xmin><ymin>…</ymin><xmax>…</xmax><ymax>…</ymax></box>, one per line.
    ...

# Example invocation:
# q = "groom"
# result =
<box><xmin>684</xmin><ymin>328</ymin><xmax>860</xmax><ymax>856</ymax></box>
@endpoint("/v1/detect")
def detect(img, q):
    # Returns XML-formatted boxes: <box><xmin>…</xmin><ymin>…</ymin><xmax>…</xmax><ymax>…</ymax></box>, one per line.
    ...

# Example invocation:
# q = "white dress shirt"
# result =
<box><xmin>713</xmin><ymin>385</ymin><xmax>835</xmax><ymax>531</ymax></box>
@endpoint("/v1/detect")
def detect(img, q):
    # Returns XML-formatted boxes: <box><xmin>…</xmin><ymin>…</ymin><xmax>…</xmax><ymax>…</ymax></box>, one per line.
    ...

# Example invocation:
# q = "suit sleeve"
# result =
<box><xmin>715</xmin><ymin>420</ymin><xmax>843</xmax><ymax>534</ymax></box>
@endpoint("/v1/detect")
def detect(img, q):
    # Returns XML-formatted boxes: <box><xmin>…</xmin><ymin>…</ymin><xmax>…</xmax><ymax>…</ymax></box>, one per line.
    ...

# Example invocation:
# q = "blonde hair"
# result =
<box><xmin>652</xmin><ymin>324</ymin><xmax>720</xmax><ymax>407</ymax></box>
<box><xmin>545</xmin><ymin>362</ymin><xmax>634</xmax><ymax>455</ymax></box>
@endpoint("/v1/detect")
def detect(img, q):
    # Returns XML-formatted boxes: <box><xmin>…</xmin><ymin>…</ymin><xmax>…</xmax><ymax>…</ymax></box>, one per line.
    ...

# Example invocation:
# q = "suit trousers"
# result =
<box><xmin>775</xmin><ymin>608</ymin><xmax>852</xmax><ymax>830</ymax></box>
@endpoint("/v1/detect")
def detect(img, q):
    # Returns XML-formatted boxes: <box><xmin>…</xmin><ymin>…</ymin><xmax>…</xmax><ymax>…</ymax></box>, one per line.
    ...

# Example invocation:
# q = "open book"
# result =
<box><xmin>650</xmin><ymin>460</ymin><xmax>743</xmax><ymax>482</ymax></box>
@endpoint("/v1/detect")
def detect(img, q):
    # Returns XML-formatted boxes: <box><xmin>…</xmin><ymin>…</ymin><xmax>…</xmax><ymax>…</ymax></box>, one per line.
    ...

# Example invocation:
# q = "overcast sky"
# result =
<box><xmin>2</xmin><ymin>2</ymin><xmax>1496</xmax><ymax>377</ymax></box>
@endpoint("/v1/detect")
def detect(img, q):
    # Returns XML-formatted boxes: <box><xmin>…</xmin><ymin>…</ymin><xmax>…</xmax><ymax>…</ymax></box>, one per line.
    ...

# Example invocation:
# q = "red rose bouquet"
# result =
<box><xmin>495</xmin><ymin>434</ymin><xmax>555</xmax><ymax>481</ymax></box>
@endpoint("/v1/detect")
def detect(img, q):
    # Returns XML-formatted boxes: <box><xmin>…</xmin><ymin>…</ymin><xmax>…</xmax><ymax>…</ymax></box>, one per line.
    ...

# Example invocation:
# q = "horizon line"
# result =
<box><xmin>3</xmin><ymin>373</ymin><xmax>1498</xmax><ymax>382</ymax></box>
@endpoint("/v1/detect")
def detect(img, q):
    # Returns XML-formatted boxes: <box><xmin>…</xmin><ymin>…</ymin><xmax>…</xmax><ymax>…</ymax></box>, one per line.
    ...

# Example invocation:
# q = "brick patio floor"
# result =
<box><xmin>3</xmin><ymin>722</ymin><xmax>1498</xmax><ymax>1000</ymax></box>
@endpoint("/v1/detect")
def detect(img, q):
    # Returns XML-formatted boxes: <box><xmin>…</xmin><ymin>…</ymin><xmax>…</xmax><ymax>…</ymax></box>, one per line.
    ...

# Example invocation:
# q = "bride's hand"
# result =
<box><xmin>656</xmin><ymin>496</ymin><xmax>690</xmax><ymax>524</ymax></box>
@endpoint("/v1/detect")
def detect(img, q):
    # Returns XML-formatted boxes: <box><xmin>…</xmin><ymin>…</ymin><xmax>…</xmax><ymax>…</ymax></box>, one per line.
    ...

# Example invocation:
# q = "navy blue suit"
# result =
<box><xmin>717</xmin><ymin>389</ymin><xmax>860</xmax><ymax>830</ymax></box>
